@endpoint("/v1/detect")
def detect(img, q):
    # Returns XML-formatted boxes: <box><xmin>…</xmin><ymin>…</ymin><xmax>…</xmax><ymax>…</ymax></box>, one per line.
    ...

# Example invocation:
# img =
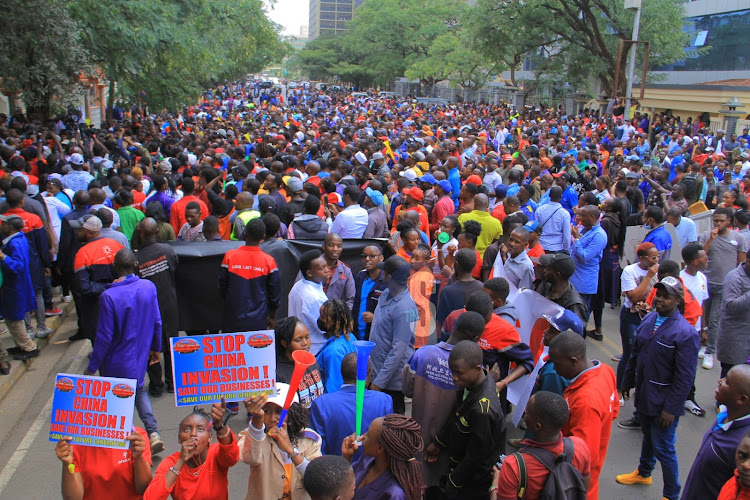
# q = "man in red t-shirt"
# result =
<box><xmin>549</xmin><ymin>331</ymin><xmax>618</xmax><ymax>500</ymax></box>
<box><xmin>493</xmin><ymin>391</ymin><xmax>591</xmax><ymax>499</ymax></box>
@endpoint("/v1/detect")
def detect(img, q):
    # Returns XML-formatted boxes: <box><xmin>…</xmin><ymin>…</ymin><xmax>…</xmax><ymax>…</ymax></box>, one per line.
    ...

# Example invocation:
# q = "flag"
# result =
<box><xmin>382</xmin><ymin>139</ymin><xmax>396</xmax><ymax>161</ymax></box>
<box><xmin>504</xmin><ymin>290</ymin><xmax>563</xmax><ymax>426</ymax></box>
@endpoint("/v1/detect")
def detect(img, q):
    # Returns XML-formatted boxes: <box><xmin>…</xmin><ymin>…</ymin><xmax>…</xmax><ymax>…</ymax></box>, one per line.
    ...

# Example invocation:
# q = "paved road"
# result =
<box><xmin>0</xmin><ymin>306</ymin><xmax>722</xmax><ymax>499</ymax></box>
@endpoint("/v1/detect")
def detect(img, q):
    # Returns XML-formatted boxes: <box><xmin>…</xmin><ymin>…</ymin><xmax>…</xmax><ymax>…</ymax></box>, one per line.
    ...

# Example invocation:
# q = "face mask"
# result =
<box><xmin>643</xmin><ymin>224</ymin><xmax>652</xmax><ymax>230</ymax></box>
<box><xmin>316</xmin><ymin>318</ymin><xmax>328</xmax><ymax>332</ymax></box>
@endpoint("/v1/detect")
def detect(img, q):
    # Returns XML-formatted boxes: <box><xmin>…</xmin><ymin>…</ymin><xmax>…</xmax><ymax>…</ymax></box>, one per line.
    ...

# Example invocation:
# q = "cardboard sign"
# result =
<box><xmin>50</xmin><ymin>374</ymin><xmax>136</xmax><ymax>449</ymax></box>
<box><xmin>171</xmin><ymin>332</ymin><xmax>277</xmax><ymax>407</ymax></box>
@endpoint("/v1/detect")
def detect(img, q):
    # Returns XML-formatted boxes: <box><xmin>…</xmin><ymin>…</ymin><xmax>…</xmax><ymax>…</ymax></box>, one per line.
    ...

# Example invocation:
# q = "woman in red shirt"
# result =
<box><xmin>144</xmin><ymin>401</ymin><xmax>239</xmax><ymax>500</ymax></box>
<box><xmin>55</xmin><ymin>427</ymin><xmax>152</xmax><ymax>500</ymax></box>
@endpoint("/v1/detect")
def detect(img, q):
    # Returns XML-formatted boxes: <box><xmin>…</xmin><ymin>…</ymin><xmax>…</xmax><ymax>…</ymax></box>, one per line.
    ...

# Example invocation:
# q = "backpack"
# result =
<box><xmin>513</xmin><ymin>437</ymin><xmax>587</xmax><ymax>500</ymax></box>
<box><xmin>682</xmin><ymin>173</ymin><xmax>699</xmax><ymax>203</ymax></box>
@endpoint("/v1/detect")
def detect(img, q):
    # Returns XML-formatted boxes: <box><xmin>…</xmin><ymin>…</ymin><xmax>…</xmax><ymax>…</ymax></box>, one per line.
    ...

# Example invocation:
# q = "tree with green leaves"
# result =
<box><xmin>0</xmin><ymin>0</ymin><xmax>91</xmax><ymax>120</ymax></box>
<box><xmin>67</xmin><ymin>0</ymin><xmax>284</xmax><ymax>118</ymax></box>
<box><xmin>469</xmin><ymin>0</ymin><xmax>690</xmax><ymax>96</ymax></box>
<box><xmin>297</xmin><ymin>0</ymin><xmax>463</xmax><ymax>88</ymax></box>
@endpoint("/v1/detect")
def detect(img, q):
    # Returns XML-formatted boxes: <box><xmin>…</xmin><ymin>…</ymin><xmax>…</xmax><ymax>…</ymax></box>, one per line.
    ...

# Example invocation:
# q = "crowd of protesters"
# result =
<box><xmin>3</xmin><ymin>80</ymin><xmax>750</xmax><ymax>499</ymax></box>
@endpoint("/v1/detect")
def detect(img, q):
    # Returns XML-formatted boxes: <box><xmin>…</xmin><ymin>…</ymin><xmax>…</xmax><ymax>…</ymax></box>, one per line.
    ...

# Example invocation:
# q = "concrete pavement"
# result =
<box><xmin>0</xmin><ymin>305</ymin><xmax>724</xmax><ymax>499</ymax></box>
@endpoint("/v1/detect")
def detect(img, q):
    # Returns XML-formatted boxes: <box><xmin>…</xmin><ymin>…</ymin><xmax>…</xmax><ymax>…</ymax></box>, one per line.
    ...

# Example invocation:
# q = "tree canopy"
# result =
<box><xmin>295</xmin><ymin>0</ymin><xmax>691</xmax><ymax>97</ymax></box>
<box><xmin>0</xmin><ymin>0</ymin><xmax>284</xmax><ymax>119</ymax></box>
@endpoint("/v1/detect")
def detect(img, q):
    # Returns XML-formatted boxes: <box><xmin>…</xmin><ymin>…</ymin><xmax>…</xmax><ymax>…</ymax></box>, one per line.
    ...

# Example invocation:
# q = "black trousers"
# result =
<box><xmin>147</xmin><ymin>327</ymin><xmax>179</xmax><ymax>394</ymax></box>
<box><xmin>383</xmin><ymin>389</ymin><xmax>405</xmax><ymax>415</ymax></box>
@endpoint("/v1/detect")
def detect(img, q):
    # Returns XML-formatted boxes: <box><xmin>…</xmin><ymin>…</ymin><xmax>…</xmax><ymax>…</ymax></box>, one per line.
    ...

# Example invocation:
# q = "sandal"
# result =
<box><xmin>0</xmin><ymin>360</ymin><xmax>10</xmax><ymax>376</ymax></box>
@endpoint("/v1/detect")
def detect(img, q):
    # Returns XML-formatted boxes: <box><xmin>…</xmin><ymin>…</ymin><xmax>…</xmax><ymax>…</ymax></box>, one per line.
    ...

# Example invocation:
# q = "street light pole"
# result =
<box><xmin>624</xmin><ymin>0</ymin><xmax>642</xmax><ymax>120</ymax></box>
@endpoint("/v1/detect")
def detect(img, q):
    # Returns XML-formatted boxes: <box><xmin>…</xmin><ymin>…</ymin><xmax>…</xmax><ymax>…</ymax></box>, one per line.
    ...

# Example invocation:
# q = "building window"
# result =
<box><xmin>656</xmin><ymin>9</ymin><xmax>750</xmax><ymax>72</ymax></box>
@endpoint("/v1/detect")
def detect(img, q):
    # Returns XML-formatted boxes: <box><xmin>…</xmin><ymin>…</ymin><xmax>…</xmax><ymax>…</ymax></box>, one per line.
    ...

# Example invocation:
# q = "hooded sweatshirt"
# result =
<box><xmin>290</xmin><ymin>214</ymin><xmax>329</xmax><ymax>239</ymax></box>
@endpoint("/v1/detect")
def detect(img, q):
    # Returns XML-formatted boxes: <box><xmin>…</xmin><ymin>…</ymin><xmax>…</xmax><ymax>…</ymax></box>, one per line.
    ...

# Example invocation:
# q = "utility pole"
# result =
<box><xmin>624</xmin><ymin>0</ymin><xmax>642</xmax><ymax>121</ymax></box>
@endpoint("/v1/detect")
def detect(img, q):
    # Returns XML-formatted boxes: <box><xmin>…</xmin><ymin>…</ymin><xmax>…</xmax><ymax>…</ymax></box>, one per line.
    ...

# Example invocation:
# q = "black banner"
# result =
<box><xmin>170</xmin><ymin>239</ymin><xmax>391</xmax><ymax>332</ymax></box>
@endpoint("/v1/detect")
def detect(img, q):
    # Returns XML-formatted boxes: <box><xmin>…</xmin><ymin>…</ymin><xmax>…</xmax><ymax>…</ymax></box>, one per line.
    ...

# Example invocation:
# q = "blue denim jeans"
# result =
<box><xmin>580</xmin><ymin>293</ymin><xmax>595</xmax><ymax>323</ymax></box>
<box><xmin>135</xmin><ymin>385</ymin><xmax>158</xmax><ymax>435</ymax></box>
<box><xmin>637</xmin><ymin>412</ymin><xmax>681</xmax><ymax>500</ymax></box>
<box><xmin>617</xmin><ymin>307</ymin><xmax>641</xmax><ymax>390</ymax></box>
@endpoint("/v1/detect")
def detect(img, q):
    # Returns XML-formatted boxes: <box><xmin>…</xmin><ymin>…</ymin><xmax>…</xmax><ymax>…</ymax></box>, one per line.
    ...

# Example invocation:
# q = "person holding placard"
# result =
<box><xmin>238</xmin><ymin>383</ymin><xmax>322</xmax><ymax>500</ymax></box>
<box><xmin>55</xmin><ymin>427</ymin><xmax>152</xmax><ymax>500</ymax></box>
<box><xmin>144</xmin><ymin>401</ymin><xmax>238</xmax><ymax>500</ymax></box>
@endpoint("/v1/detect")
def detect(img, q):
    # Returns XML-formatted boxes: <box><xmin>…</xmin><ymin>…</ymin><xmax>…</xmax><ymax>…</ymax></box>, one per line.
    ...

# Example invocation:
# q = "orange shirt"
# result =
<box><xmin>526</xmin><ymin>243</ymin><xmax>545</xmax><ymax>261</ymax></box>
<box><xmin>472</xmin><ymin>249</ymin><xmax>482</xmax><ymax>279</ymax></box>
<box><xmin>491</xmin><ymin>204</ymin><xmax>507</xmax><ymax>223</ymax></box>
<box><xmin>144</xmin><ymin>434</ymin><xmax>239</xmax><ymax>500</ymax></box>
<box><xmin>409</xmin><ymin>268</ymin><xmax>435</xmax><ymax>348</ymax></box>
<box><xmin>132</xmin><ymin>190</ymin><xmax>146</xmax><ymax>212</ymax></box>
<box><xmin>169</xmin><ymin>195</ymin><xmax>209</xmax><ymax>235</ymax></box>
<box><xmin>391</xmin><ymin>205</ymin><xmax>430</xmax><ymax>241</ymax></box>
<box><xmin>496</xmin><ymin>436</ymin><xmax>591</xmax><ymax>499</ymax></box>
<box><xmin>396</xmin><ymin>247</ymin><xmax>412</xmax><ymax>261</ymax></box>
<box><xmin>562</xmin><ymin>361</ymin><xmax>618</xmax><ymax>500</ymax></box>
<box><xmin>645</xmin><ymin>278</ymin><xmax>701</xmax><ymax>327</ymax></box>
<box><xmin>478</xmin><ymin>314</ymin><xmax>521</xmax><ymax>351</ymax></box>
<box><xmin>72</xmin><ymin>426</ymin><xmax>152</xmax><ymax>500</ymax></box>
<box><xmin>718</xmin><ymin>471</ymin><xmax>750</xmax><ymax>500</ymax></box>
<box><xmin>6</xmin><ymin>208</ymin><xmax>43</xmax><ymax>233</ymax></box>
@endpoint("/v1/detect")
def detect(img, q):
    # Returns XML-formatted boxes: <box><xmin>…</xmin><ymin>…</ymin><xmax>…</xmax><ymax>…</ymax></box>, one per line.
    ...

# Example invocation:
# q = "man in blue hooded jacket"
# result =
<box><xmin>0</xmin><ymin>214</ymin><xmax>38</xmax><ymax>367</ymax></box>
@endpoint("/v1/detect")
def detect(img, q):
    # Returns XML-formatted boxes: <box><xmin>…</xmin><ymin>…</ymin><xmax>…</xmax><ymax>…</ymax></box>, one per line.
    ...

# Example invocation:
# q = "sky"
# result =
<box><xmin>265</xmin><ymin>0</ymin><xmax>308</xmax><ymax>36</ymax></box>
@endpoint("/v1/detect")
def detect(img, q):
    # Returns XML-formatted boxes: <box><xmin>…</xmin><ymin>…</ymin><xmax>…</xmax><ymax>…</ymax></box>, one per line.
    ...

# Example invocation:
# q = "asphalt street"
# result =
<box><xmin>0</xmin><ymin>305</ymin><xmax>722</xmax><ymax>500</ymax></box>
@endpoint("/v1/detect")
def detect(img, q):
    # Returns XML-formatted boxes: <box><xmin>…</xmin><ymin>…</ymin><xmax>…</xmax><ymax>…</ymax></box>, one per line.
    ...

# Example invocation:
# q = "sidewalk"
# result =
<box><xmin>0</xmin><ymin>298</ymin><xmax>77</xmax><ymax>403</ymax></box>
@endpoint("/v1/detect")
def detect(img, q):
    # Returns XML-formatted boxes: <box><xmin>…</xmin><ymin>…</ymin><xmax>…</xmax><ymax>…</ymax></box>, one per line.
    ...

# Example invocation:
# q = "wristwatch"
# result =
<box><xmin>288</xmin><ymin>447</ymin><xmax>300</xmax><ymax>459</ymax></box>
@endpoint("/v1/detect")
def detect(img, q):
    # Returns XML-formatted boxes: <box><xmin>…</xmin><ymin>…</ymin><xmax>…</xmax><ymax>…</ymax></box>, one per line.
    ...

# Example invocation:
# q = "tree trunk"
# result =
<box><xmin>26</xmin><ymin>93</ymin><xmax>50</xmax><ymax>122</ymax></box>
<box><xmin>106</xmin><ymin>79</ymin><xmax>115</xmax><ymax>125</ymax></box>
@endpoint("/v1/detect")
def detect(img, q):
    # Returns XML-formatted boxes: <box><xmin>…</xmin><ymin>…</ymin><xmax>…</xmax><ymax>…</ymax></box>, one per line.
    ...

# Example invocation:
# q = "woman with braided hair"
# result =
<box><xmin>341</xmin><ymin>413</ymin><xmax>424</xmax><ymax>500</ymax></box>
<box><xmin>315</xmin><ymin>299</ymin><xmax>357</xmax><ymax>392</ymax></box>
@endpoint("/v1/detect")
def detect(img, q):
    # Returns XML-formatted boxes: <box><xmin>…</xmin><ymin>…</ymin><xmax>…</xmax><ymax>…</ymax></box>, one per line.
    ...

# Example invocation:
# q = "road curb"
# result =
<box><xmin>0</xmin><ymin>300</ymin><xmax>76</xmax><ymax>403</ymax></box>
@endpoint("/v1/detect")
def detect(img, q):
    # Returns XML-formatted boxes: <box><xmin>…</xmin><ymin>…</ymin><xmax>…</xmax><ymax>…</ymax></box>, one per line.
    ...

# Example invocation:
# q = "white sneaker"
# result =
<box><xmin>698</xmin><ymin>346</ymin><xmax>707</xmax><ymax>359</ymax></box>
<box><xmin>149</xmin><ymin>432</ymin><xmax>165</xmax><ymax>455</ymax></box>
<box><xmin>702</xmin><ymin>353</ymin><xmax>714</xmax><ymax>370</ymax></box>
<box><xmin>62</xmin><ymin>295</ymin><xmax>72</xmax><ymax>303</ymax></box>
<box><xmin>35</xmin><ymin>326</ymin><xmax>53</xmax><ymax>339</ymax></box>
<box><xmin>619</xmin><ymin>397</ymin><xmax>625</xmax><ymax>407</ymax></box>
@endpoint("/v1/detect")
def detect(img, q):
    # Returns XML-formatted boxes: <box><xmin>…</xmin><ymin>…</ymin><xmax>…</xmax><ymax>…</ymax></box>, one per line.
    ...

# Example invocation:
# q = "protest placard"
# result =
<box><xmin>171</xmin><ymin>331</ymin><xmax>277</xmax><ymax>407</ymax></box>
<box><xmin>50</xmin><ymin>373</ymin><xmax>136</xmax><ymax>449</ymax></box>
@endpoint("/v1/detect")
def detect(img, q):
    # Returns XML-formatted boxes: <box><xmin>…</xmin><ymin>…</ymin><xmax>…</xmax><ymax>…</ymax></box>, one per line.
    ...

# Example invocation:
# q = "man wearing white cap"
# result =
<box><xmin>68</xmin><ymin>215</ymin><xmax>124</xmax><ymax>343</ymax></box>
<box><xmin>62</xmin><ymin>153</ymin><xmax>94</xmax><ymax>193</ymax></box>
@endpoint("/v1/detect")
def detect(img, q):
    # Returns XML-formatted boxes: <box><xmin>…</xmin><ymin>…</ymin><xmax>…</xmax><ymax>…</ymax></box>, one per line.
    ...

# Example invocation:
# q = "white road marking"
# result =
<box><xmin>0</xmin><ymin>341</ymin><xmax>91</xmax><ymax>494</ymax></box>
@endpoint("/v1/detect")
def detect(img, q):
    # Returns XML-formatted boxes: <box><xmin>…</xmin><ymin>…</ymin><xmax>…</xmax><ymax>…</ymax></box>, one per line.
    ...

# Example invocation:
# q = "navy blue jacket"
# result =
<box><xmin>218</xmin><ymin>245</ymin><xmax>280</xmax><ymax>332</ymax></box>
<box><xmin>623</xmin><ymin>309</ymin><xmax>700</xmax><ymax>417</ymax></box>
<box><xmin>351</xmin><ymin>269</ymin><xmax>387</xmax><ymax>340</ymax></box>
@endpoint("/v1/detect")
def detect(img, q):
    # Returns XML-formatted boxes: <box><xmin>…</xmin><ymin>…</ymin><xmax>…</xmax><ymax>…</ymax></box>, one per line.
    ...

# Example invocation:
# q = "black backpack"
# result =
<box><xmin>682</xmin><ymin>173</ymin><xmax>699</xmax><ymax>203</ymax></box>
<box><xmin>513</xmin><ymin>437</ymin><xmax>587</xmax><ymax>500</ymax></box>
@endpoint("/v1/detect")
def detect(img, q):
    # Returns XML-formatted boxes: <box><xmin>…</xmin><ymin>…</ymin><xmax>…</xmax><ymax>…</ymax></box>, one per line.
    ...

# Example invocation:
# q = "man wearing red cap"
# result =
<box><xmin>391</xmin><ymin>187</ymin><xmax>429</xmax><ymax>240</ymax></box>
